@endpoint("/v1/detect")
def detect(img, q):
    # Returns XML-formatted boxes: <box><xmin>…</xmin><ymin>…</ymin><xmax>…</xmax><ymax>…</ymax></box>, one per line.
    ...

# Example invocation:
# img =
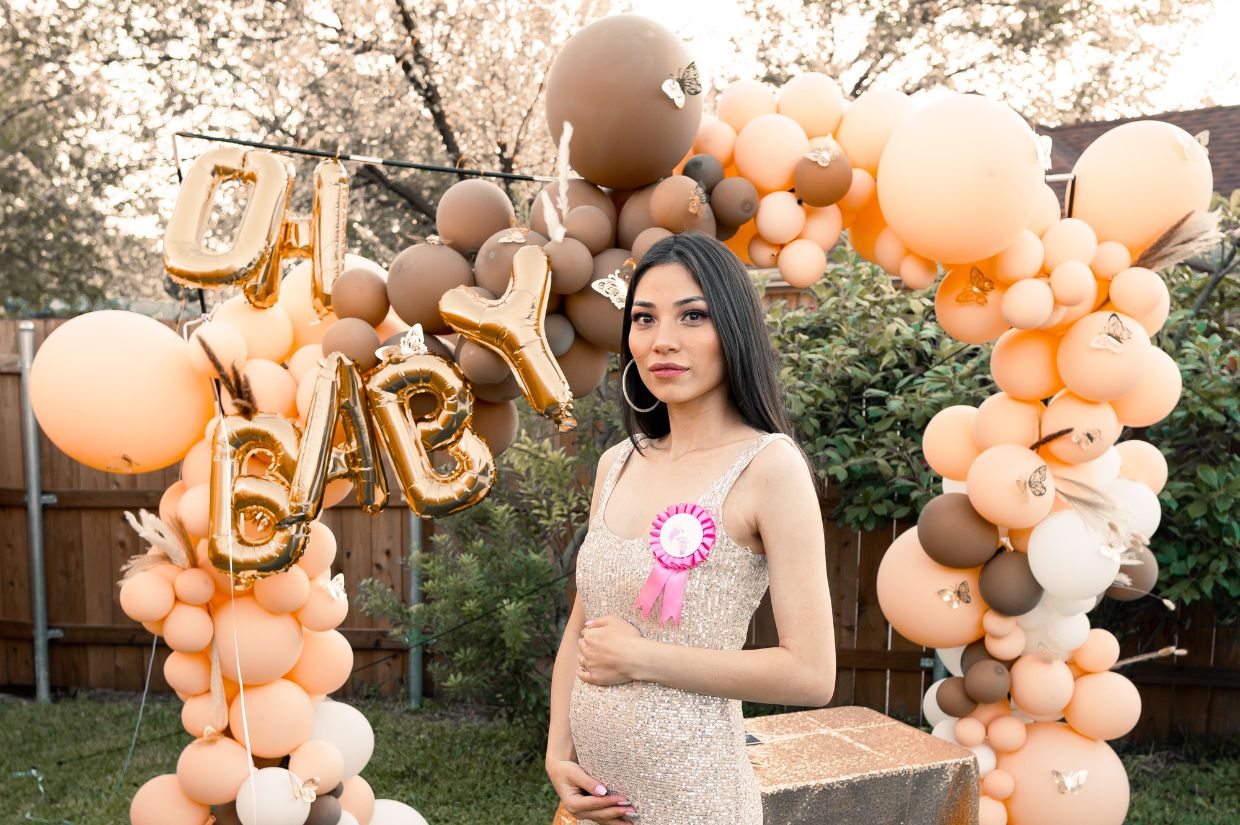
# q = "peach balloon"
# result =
<box><xmin>922</xmin><ymin>405</ymin><xmax>982</xmax><ymax>481</ymax></box>
<box><xmin>778</xmin><ymin>238</ymin><xmax>828</xmax><ymax>288</ymax></box>
<box><xmin>872</xmin><ymin>228</ymin><xmax>908</xmax><ymax>276</ymax></box>
<box><xmin>254</xmin><ymin>565</ymin><xmax>312</xmax><ymax>614</ymax></box>
<box><xmin>213</xmin><ymin>597</ymin><xmax>304</xmax><ymax>685</ymax></box>
<box><xmin>212</xmin><ymin>294</ymin><xmax>295</xmax><ymax>363</ymax></box>
<box><xmin>991</xmin><ymin>230</ymin><xmax>1045</xmax><ymax>284</ymax></box>
<box><xmin>735</xmin><ymin>114</ymin><xmax>809</xmax><ymax>192</ymax></box>
<box><xmin>898</xmin><ymin>254</ymin><xmax>937</xmax><ymax>290</ymax></box>
<box><xmin>1111</xmin><ymin>347</ymin><xmax>1181</xmax><ymax>427</ymax></box>
<box><xmin>175</xmin><ymin>568</ymin><xmax>215</xmax><ymax>606</ymax></box>
<box><xmin>970</xmin><ymin>700</ymin><xmax>1013</xmax><ymax>727</ymax></box>
<box><xmin>177</xmin><ymin>483</ymin><xmax>211</xmax><ymax>539</ymax></box>
<box><xmin>1041</xmin><ymin>219</ymin><xmax>1098</xmax><ymax>272</ymax></box>
<box><xmin>278</xmin><ymin>262</ymin><xmax>339</xmax><ymax>350</ymax></box>
<box><xmin>297</xmin><ymin>521</ymin><xmax>338</xmax><ymax>578</ymax></box>
<box><xmin>756</xmin><ymin>191</ymin><xmax>806</xmax><ymax>244</ymax></box>
<box><xmin>837</xmin><ymin>168</ymin><xmax>876</xmax><ymax>213</ymax></box>
<box><xmin>990</xmin><ymin>330</ymin><xmax>1064</xmax><ymax>401</ymax></box>
<box><xmin>1000</xmin><ymin>278</ymin><xmax>1055</xmax><ymax>330</ymax></box>
<box><xmin>1028</xmin><ymin>184</ymin><xmax>1061</xmax><ymax>236</ymax></box>
<box><xmin>130</xmin><ymin>773</ymin><xmax>210</xmax><ymax>825</ymax></box>
<box><xmin>716</xmin><ymin>80</ymin><xmax>777</xmax><ymax>132</ymax></box>
<box><xmin>1109</xmin><ymin>266</ymin><xmax>1167</xmax><ymax>317</ymax></box>
<box><xmin>1048</xmin><ymin>261</ymin><xmax>1094</xmax><ymax>306</ymax></box>
<box><xmin>748</xmin><ymin>235</ymin><xmax>781</xmax><ymax>268</ymax></box>
<box><xmin>160</xmin><ymin>480</ymin><xmax>188</xmax><ymax>526</ymax></box>
<box><xmin>1041</xmin><ymin>392</ymin><xmax>1120</xmax><ymax>464</ymax></box>
<box><xmin>1073</xmin><ymin>628</ymin><xmax>1121</xmax><ymax>673</ymax></box>
<box><xmin>974</xmin><ymin>393</ymin><xmax>1042</xmax><ymax>451</ymax></box>
<box><xmin>187</xmin><ymin>321</ymin><xmax>248</xmax><ymax>379</ymax></box>
<box><xmin>1056</xmin><ymin>310</ymin><xmax>1151</xmax><ymax>402</ymax></box>
<box><xmin>120</xmin><ymin>570</ymin><xmax>177</xmax><ymax>623</ymax></box>
<box><xmin>290</xmin><ymin>739</ymin><xmax>345</xmax><ymax>794</ymax></box>
<box><xmin>798</xmin><ymin>204</ymin><xmax>843</xmax><ymax>250</ymax></box>
<box><xmin>163</xmin><ymin>603</ymin><xmax>215</xmax><ymax>654</ymax></box>
<box><xmin>288</xmin><ymin>344</ymin><xmax>326</xmax><ymax>384</ymax></box>
<box><xmin>1115</xmin><ymin>441</ymin><xmax>1168</xmax><ymax>494</ymax></box>
<box><xmin>297</xmin><ymin>579</ymin><xmax>350</xmax><ymax>632</ymax></box>
<box><xmin>979</xmin><ymin>795</ymin><xmax>1008</xmax><ymax>825</ymax></box>
<box><xmin>967</xmin><ymin>445</ymin><xmax>1056</xmax><ymax>529</ymax></box>
<box><xmin>1067</xmin><ymin>674</ymin><xmax>1140</xmax><ymax>741</ymax></box>
<box><xmin>847</xmin><ymin>202</ymin><xmax>886</xmax><ymax>264</ymax></box>
<box><xmin>1010</xmin><ymin>655</ymin><xmax>1075</xmax><ymax>717</ymax></box>
<box><xmin>287</xmin><ymin>628</ymin><xmax>353</xmax><ymax>696</ymax></box>
<box><xmin>877</xmin><ymin>94</ymin><xmax>1041</xmax><ymax>264</ymax></box>
<box><xmin>875</xmin><ymin>528</ymin><xmax>987</xmax><ymax>648</ymax></box>
<box><xmin>983</xmin><ymin>610</ymin><xmax>1018</xmax><ymax>637</ymax></box>
<box><xmin>982</xmin><ymin>768</ymin><xmax>1016</xmax><ymax>801</ymax></box>
<box><xmin>1091</xmin><ymin>241</ymin><xmax>1132</xmax><ymax>280</ymax></box>
<box><xmin>323</xmin><ymin>477</ymin><xmax>354</xmax><ymax>509</ymax></box>
<box><xmin>181</xmin><ymin>693</ymin><xmax>222</xmax><ymax>738</ymax></box>
<box><xmin>935</xmin><ymin>267</ymin><xmax>1010</xmax><ymax>344</ymax></box>
<box><xmin>180</xmin><ymin>440</ymin><xmax>211</xmax><ymax>489</ymax></box>
<box><xmin>164</xmin><ymin>650</ymin><xmax>212</xmax><ymax>696</ymax></box>
<box><xmin>985</xmin><ymin>628</ymin><xmax>1027</xmax><ymax>661</ymax></box>
<box><xmin>836</xmin><ymin>89</ymin><xmax>915</xmax><ymax>174</ymax></box>
<box><xmin>955</xmin><ymin>717</ymin><xmax>987</xmax><ymax>747</ymax></box>
<box><xmin>693</xmin><ymin>117</ymin><xmax>738</xmax><ymax>166</ymax></box>
<box><xmin>997</xmin><ymin>722</ymin><xmax>1129</xmax><ymax>825</ymax></box>
<box><xmin>223</xmin><ymin>359</ymin><xmax>297</xmax><ymax>418</ymax></box>
<box><xmin>1072</xmin><ymin>119</ymin><xmax>1212</xmax><ymax>254</ymax></box>
<box><xmin>228</xmin><ymin>678</ymin><xmax>314</xmax><ymax>758</ymax></box>
<box><xmin>778</xmin><ymin>73</ymin><xmax>846</xmax><ymax>137</ymax></box>
<box><xmin>29</xmin><ymin>311</ymin><xmax>216</xmax><ymax>474</ymax></box>
<box><xmin>1124</xmin><ymin>280</ymin><xmax>1171</xmax><ymax>336</ymax></box>
<box><xmin>340</xmin><ymin>775</ymin><xmax>376</xmax><ymax>825</ymax></box>
<box><xmin>177</xmin><ymin>735</ymin><xmax>252</xmax><ymax>805</ymax></box>
<box><xmin>987</xmin><ymin>715</ymin><xmax>1028</xmax><ymax>753</ymax></box>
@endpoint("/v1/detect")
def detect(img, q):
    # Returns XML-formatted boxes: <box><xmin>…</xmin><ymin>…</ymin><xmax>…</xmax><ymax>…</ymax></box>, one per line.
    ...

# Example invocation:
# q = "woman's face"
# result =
<box><xmin>628</xmin><ymin>263</ymin><xmax>726</xmax><ymax>406</ymax></box>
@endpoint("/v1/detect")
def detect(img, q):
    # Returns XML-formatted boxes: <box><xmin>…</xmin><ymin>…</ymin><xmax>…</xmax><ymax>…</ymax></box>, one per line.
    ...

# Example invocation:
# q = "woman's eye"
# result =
<box><xmin>683</xmin><ymin>309</ymin><xmax>708</xmax><ymax>322</ymax></box>
<box><xmin>631</xmin><ymin>312</ymin><xmax>653</xmax><ymax>325</ymax></box>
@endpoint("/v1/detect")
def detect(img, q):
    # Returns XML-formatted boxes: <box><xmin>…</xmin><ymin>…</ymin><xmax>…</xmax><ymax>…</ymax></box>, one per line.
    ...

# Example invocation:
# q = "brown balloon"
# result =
<box><xmin>531</xmin><ymin>180</ymin><xmax>617</xmax><ymax>242</ymax></box>
<box><xmin>473</xmin><ymin>371</ymin><xmax>524</xmax><ymax>403</ymax></box>
<box><xmin>962</xmin><ymin>638</ymin><xmax>1011</xmax><ymax>671</ymax></box>
<box><xmin>710</xmin><ymin>176</ymin><xmax>760</xmax><ymax>227</ymax></box>
<box><xmin>964</xmin><ymin>659</ymin><xmax>1012</xmax><ymax>704</ymax></box>
<box><xmin>545</xmin><ymin>15</ymin><xmax>702</xmax><ymax>189</ymax></box>
<box><xmin>686</xmin><ymin>203</ymin><xmax>717</xmax><ymax>238</ymax></box>
<box><xmin>544</xmin><ymin>237</ymin><xmax>595</xmax><ymax>295</ymax></box>
<box><xmin>715</xmin><ymin>223</ymin><xmax>739</xmax><ymax>242</ymax></box>
<box><xmin>387</xmin><ymin>242</ymin><xmax>475</xmax><ymax>334</ymax></box>
<box><xmin>439</xmin><ymin>245</ymin><xmax>576</xmax><ymax>430</ymax></box>
<box><xmin>917</xmin><ymin>493</ymin><xmax>1001</xmax><ymax>569</ymax></box>
<box><xmin>472</xmin><ymin>399</ymin><xmax>520</xmax><ymax>456</ymax></box>
<box><xmin>564</xmin><ymin>248</ymin><xmax>632</xmax><ymax>352</ymax></box>
<box><xmin>650</xmin><ymin>175</ymin><xmax>707</xmax><ymax>233</ymax></box>
<box><xmin>936</xmin><ymin>675</ymin><xmax>977</xmax><ymax>718</ymax></box>
<box><xmin>305</xmin><ymin>795</ymin><xmax>343</xmax><ymax>825</ymax></box>
<box><xmin>211</xmin><ymin>802</ymin><xmax>244</xmax><ymax>825</ymax></box>
<box><xmin>564</xmin><ymin>205</ymin><xmax>614</xmax><ymax>255</ymax></box>
<box><xmin>793</xmin><ymin>144</ymin><xmax>854</xmax><ymax>208</ymax></box>
<box><xmin>474</xmin><ymin>228</ymin><xmax>549</xmax><ymax>296</ymax></box>
<box><xmin>436</xmin><ymin>178</ymin><xmax>516</xmax><ymax>255</ymax></box>
<box><xmin>545</xmin><ymin>313</ymin><xmax>576</xmax><ymax>357</ymax></box>
<box><xmin>618</xmin><ymin>185</ymin><xmax>658</xmax><ymax>250</ymax></box>
<box><xmin>557</xmin><ymin>336</ymin><xmax>610</xmax><ymax>397</ymax></box>
<box><xmin>633</xmin><ymin>227</ymin><xmax>673</xmax><ymax>262</ymax></box>
<box><xmin>683</xmin><ymin>154</ymin><xmax>725</xmax><ymax>194</ymax></box>
<box><xmin>979</xmin><ymin>551</ymin><xmax>1043</xmax><ymax>617</ymax></box>
<box><xmin>321</xmin><ymin>317</ymin><xmax>381</xmax><ymax>373</ymax></box>
<box><xmin>331</xmin><ymin>266</ymin><xmax>390</xmax><ymax>326</ymax></box>
<box><xmin>458</xmin><ymin>340</ymin><xmax>511</xmax><ymax>386</ymax></box>
<box><xmin>1105</xmin><ymin>544</ymin><xmax>1159</xmax><ymax>601</ymax></box>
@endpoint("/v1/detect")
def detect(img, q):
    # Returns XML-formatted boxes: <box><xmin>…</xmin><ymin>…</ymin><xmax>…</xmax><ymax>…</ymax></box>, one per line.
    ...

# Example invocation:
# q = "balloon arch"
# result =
<box><xmin>28</xmin><ymin>13</ymin><xmax>1213</xmax><ymax>825</ymax></box>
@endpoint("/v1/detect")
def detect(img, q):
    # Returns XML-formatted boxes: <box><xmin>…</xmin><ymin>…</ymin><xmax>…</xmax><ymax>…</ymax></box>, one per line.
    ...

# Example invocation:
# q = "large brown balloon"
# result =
<box><xmin>979</xmin><ymin>551</ymin><xmax>1043</xmax><ymax>617</ymax></box>
<box><xmin>321</xmin><ymin>317</ymin><xmax>381</xmax><ymax>372</ymax></box>
<box><xmin>633</xmin><ymin>227</ymin><xmax>673</xmax><ymax>262</ymax></box>
<box><xmin>436</xmin><ymin>179</ymin><xmax>516</xmax><ymax>255</ymax></box>
<box><xmin>471</xmin><ymin>399</ymin><xmax>519</xmax><ymax>456</ymax></box>
<box><xmin>557</xmin><ymin>336</ymin><xmax>610</xmax><ymax>396</ymax></box>
<box><xmin>650</xmin><ymin>175</ymin><xmax>707</xmax><ymax>232</ymax></box>
<box><xmin>544</xmin><ymin>237</ymin><xmax>595</xmax><ymax>294</ymax></box>
<box><xmin>530</xmin><ymin>180</ymin><xmax>617</xmax><ymax>242</ymax></box>
<box><xmin>793</xmin><ymin>145</ymin><xmax>854</xmax><ymax>207</ymax></box>
<box><xmin>564</xmin><ymin>205</ymin><xmax>614</xmax><ymax>255</ymax></box>
<box><xmin>474</xmin><ymin>228</ymin><xmax>549</xmax><ymax>295</ymax></box>
<box><xmin>917</xmin><ymin>493</ymin><xmax>1001</xmax><ymax>569</ymax></box>
<box><xmin>618</xmin><ymin>185</ymin><xmax>658</xmax><ymax>250</ymax></box>
<box><xmin>332</xmin><ymin>266</ymin><xmax>390</xmax><ymax>326</ymax></box>
<box><xmin>387</xmin><ymin>243</ymin><xmax>474</xmax><ymax>334</ymax></box>
<box><xmin>1106</xmin><ymin>544</ymin><xmax>1159</xmax><ymax>601</ymax></box>
<box><xmin>565</xmin><ymin>249</ymin><xmax>631</xmax><ymax>352</ymax></box>
<box><xmin>457</xmin><ymin>340</ymin><xmax>511</xmax><ymax>386</ymax></box>
<box><xmin>936</xmin><ymin>675</ymin><xmax>977</xmax><ymax>718</ymax></box>
<box><xmin>545</xmin><ymin>15</ymin><xmax>703</xmax><ymax>189</ymax></box>
<box><xmin>964</xmin><ymin>659</ymin><xmax>1012</xmax><ymax>704</ymax></box>
<box><xmin>711</xmin><ymin>176</ymin><xmax>760</xmax><ymax>227</ymax></box>
<box><xmin>545</xmin><ymin>313</ymin><xmax>576</xmax><ymax>357</ymax></box>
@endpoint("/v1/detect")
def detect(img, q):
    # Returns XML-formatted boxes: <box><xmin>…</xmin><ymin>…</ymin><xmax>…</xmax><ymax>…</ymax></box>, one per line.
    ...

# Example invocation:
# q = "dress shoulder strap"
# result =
<box><xmin>595</xmin><ymin>439</ymin><xmax>638</xmax><ymax>521</ymax></box>
<box><xmin>699</xmin><ymin>432</ymin><xmax>793</xmax><ymax>511</ymax></box>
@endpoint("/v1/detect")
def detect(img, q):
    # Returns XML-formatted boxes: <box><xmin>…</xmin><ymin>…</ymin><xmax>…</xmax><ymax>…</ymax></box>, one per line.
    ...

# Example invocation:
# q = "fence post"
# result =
<box><xmin>407</xmin><ymin>510</ymin><xmax>424</xmax><ymax>709</ymax></box>
<box><xmin>18</xmin><ymin>321</ymin><xmax>52</xmax><ymax>704</ymax></box>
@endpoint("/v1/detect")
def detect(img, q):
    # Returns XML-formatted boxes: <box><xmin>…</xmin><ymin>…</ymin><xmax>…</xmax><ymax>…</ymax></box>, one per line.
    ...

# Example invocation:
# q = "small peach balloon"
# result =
<box><xmin>984</xmin><ymin>610</ymin><xmax>1019</xmax><ymax>637</ymax></box>
<box><xmin>987</xmin><ymin>714</ymin><xmax>1028</xmax><ymax>753</ymax></box>
<box><xmin>982</xmin><ymin>768</ymin><xmax>1016</xmax><ymax>801</ymax></box>
<box><xmin>693</xmin><ymin>118</ymin><xmax>738</xmax><ymax>166</ymax></box>
<box><xmin>1115</xmin><ymin>440</ymin><xmax>1168</xmax><ymax>494</ymax></box>
<box><xmin>734</xmin><ymin>113</ymin><xmax>809</xmax><ymax>192</ymax></box>
<box><xmin>160</xmin><ymin>481</ymin><xmax>188</xmax><ymax>526</ymax></box>
<box><xmin>899</xmin><ymin>253</ymin><xmax>938</xmax><ymax>290</ymax></box>
<box><xmin>1028</xmin><ymin>184</ymin><xmax>1061</xmax><ymax>236</ymax></box>
<box><xmin>1073</xmin><ymin>628</ymin><xmax>1121</xmax><ymax>673</ymax></box>
<box><xmin>748</xmin><ymin>235</ymin><xmax>781</xmax><ymax>268</ymax></box>
<box><xmin>120</xmin><ymin>571</ymin><xmax>176</xmax><ymax>623</ymax></box>
<box><xmin>212</xmin><ymin>294</ymin><xmax>295</xmax><ymax>363</ymax></box>
<box><xmin>777</xmin><ymin>238</ymin><xmax>827</xmax><ymax>288</ymax></box>
<box><xmin>837</xmin><ymin>168</ymin><xmax>876</xmax><ymax>213</ymax></box>
<box><xmin>213</xmin><ymin>597</ymin><xmax>304</xmax><ymax>685</ymax></box>
<box><xmin>288</xmin><ymin>344</ymin><xmax>326</xmax><ymax>385</ymax></box>
<box><xmin>756</xmin><ymin>191</ymin><xmax>806</xmax><ymax>244</ymax></box>
<box><xmin>164</xmin><ymin>651</ymin><xmax>211</xmax><ymax>696</ymax></box>
<box><xmin>991</xmin><ymin>329</ymin><xmax>1064</xmax><ymax>401</ymax></box>
<box><xmin>253</xmin><ymin>565</ymin><xmax>312</xmax><ymax>614</ymax></box>
<box><xmin>223</xmin><ymin>359</ymin><xmax>297</xmax><ymax>418</ymax></box>
<box><xmin>1042</xmin><ymin>218</ymin><xmax>1098</xmax><ymax>271</ymax></box>
<box><xmin>935</xmin><ymin>267</ymin><xmax>1010</xmax><ymax>344</ymax></box>
<box><xmin>297</xmin><ymin>580</ymin><xmax>350</xmax><ymax>632</ymax></box>
<box><xmin>974</xmin><ymin>392</ymin><xmax>1043</xmax><ymax>450</ymax></box>
<box><xmin>177</xmin><ymin>483</ymin><xmax>211</xmax><ymax>539</ymax></box>
<box><xmin>177</xmin><ymin>735</ymin><xmax>252</xmax><ymax>805</ymax></box>
<box><xmin>286</xmin><ymin>629</ymin><xmax>354</xmax><ymax>696</ymax></box>
<box><xmin>279</xmin><ymin>263</ymin><xmax>339</xmax><ymax>351</ymax></box>
<box><xmin>922</xmin><ymin>405</ymin><xmax>983</xmax><ymax>481</ymax></box>
<box><xmin>985</xmin><ymin>628</ymin><xmax>1026</xmax><ymax>661</ymax></box>
<box><xmin>1056</xmin><ymin>310</ymin><xmax>1151</xmax><ymax>402</ymax></box>
<box><xmin>181</xmin><ymin>693</ymin><xmax>220</xmax><ymax>739</ymax></box>
<box><xmin>979</xmin><ymin>795</ymin><xmax>1008</xmax><ymax>825</ymax></box>
<box><xmin>970</xmin><ymin>700</ymin><xmax>1013</xmax><ymax>727</ymax></box>
<box><xmin>777</xmin><ymin>72</ymin><xmax>846</xmax><ymax>137</ymax></box>
<box><xmin>967</xmin><ymin>445</ymin><xmax>1056</xmax><ymax>529</ymax></box>
<box><xmin>163</xmin><ymin>603</ymin><xmax>214</xmax><ymax>654</ymax></box>
<box><xmin>1091</xmin><ymin>241</ymin><xmax>1132</xmax><ymax>280</ymax></box>
<box><xmin>1049</xmin><ymin>260</ymin><xmax>1095</xmax><ymax>306</ymax></box>
<box><xmin>798</xmin><ymin>204</ymin><xmax>843</xmax><ymax>250</ymax></box>
<box><xmin>955</xmin><ymin>717</ymin><xmax>987</xmax><ymax>747</ymax></box>
<box><xmin>837</xmin><ymin>89</ymin><xmax>915</xmax><ymax>174</ymax></box>
<box><xmin>180</xmin><ymin>440</ymin><xmax>211</xmax><ymax>488</ymax></box>
<box><xmin>1109</xmin><ymin>266</ymin><xmax>1167</xmax><ymax>317</ymax></box>
<box><xmin>873</xmin><ymin>228</ymin><xmax>908</xmax><ymax>276</ymax></box>
<box><xmin>1001</xmin><ymin>278</ymin><xmax>1055</xmax><ymax>329</ymax></box>
<box><xmin>1010</xmin><ymin>655</ymin><xmax>1075</xmax><ymax>717</ymax></box>
<box><xmin>992</xmin><ymin>230</ymin><xmax>1045</xmax><ymax>284</ymax></box>
<box><xmin>1041</xmin><ymin>392</ymin><xmax>1121</xmax><ymax>464</ymax></box>
<box><xmin>1111</xmin><ymin>347</ymin><xmax>1181</xmax><ymax>427</ymax></box>
<box><xmin>716</xmin><ymin>80</ymin><xmax>777</xmax><ymax>133</ymax></box>
<box><xmin>187</xmin><ymin>321</ymin><xmax>249</xmax><ymax>378</ymax></box>
<box><xmin>174</xmin><ymin>568</ymin><xmax>216</xmax><ymax>606</ymax></box>
<box><xmin>340</xmin><ymin>775</ymin><xmax>376</xmax><ymax>825</ymax></box>
<box><xmin>290</xmin><ymin>739</ymin><xmax>345</xmax><ymax>795</ymax></box>
<box><xmin>228</xmin><ymin>678</ymin><xmax>314</xmax><ymax>758</ymax></box>
<box><xmin>297</xmin><ymin>521</ymin><xmax>338</xmax><ymax>579</ymax></box>
<box><xmin>130</xmin><ymin>773</ymin><xmax>210</xmax><ymax>825</ymax></box>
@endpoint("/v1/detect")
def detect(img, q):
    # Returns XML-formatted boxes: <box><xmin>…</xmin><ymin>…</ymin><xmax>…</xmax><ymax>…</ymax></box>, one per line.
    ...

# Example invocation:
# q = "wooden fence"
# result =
<box><xmin>2</xmin><ymin>317</ymin><xmax>1237</xmax><ymax>744</ymax></box>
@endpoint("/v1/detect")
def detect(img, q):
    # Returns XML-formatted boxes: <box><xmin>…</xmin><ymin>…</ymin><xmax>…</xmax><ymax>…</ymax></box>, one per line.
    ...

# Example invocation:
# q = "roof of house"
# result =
<box><xmin>1040</xmin><ymin>104</ymin><xmax>1240</xmax><ymax>198</ymax></box>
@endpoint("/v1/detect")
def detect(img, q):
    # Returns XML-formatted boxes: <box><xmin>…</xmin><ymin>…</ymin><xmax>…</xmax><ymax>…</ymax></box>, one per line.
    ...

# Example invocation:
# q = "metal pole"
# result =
<box><xmin>18</xmin><ymin>322</ymin><xmax>51</xmax><ymax>704</ymax></box>
<box><xmin>406</xmin><ymin>510</ymin><xmax>424</xmax><ymax>709</ymax></box>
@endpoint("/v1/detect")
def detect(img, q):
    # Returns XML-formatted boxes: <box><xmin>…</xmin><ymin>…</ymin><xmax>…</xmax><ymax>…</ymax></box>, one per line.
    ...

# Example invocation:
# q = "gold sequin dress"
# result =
<box><xmin>569</xmin><ymin>433</ymin><xmax>788</xmax><ymax>825</ymax></box>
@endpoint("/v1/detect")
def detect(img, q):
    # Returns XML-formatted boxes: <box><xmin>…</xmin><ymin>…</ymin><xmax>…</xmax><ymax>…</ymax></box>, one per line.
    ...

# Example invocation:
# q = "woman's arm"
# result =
<box><xmin>581</xmin><ymin>440</ymin><xmax>837</xmax><ymax>707</ymax></box>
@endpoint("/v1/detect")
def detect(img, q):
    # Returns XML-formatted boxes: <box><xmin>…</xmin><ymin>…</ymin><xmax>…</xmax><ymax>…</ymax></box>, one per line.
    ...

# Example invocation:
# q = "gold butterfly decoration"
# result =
<box><xmin>1050</xmin><ymin>769</ymin><xmax>1088</xmax><ymax>795</ymax></box>
<box><xmin>1015</xmin><ymin>464</ymin><xmax>1049</xmax><ymax>497</ymax></box>
<box><xmin>1036</xmin><ymin>135</ymin><xmax>1054</xmax><ymax>170</ymax></box>
<box><xmin>937</xmin><ymin>581</ymin><xmax>972</xmax><ymax>610</ymax></box>
<box><xmin>324</xmin><ymin>572</ymin><xmax>347</xmax><ymax>601</ymax></box>
<box><xmin>1071</xmin><ymin>428</ymin><xmax>1102</xmax><ymax>450</ymax></box>
<box><xmin>661</xmin><ymin>62</ymin><xmax>702</xmax><ymax>109</ymax></box>
<box><xmin>954</xmin><ymin>267</ymin><xmax>995</xmax><ymax>306</ymax></box>
<box><xmin>1089</xmin><ymin>312</ymin><xmax>1133</xmax><ymax>354</ymax></box>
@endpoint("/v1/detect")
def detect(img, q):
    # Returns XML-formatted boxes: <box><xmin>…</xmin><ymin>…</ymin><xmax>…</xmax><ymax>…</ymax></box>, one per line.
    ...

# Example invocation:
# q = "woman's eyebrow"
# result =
<box><xmin>632</xmin><ymin>295</ymin><xmax>707</xmax><ymax>309</ymax></box>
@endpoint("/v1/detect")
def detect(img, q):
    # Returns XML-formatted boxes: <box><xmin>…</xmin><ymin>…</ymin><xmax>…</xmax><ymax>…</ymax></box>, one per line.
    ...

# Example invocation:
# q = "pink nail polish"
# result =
<box><xmin>594</xmin><ymin>783</ymin><xmax>607</xmax><ymax>795</ymax></box>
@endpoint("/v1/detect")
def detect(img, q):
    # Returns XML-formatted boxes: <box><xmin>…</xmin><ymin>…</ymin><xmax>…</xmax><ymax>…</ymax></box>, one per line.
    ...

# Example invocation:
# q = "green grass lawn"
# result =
<box><xmin>1</xmin><ymin>692</ymin><xmax>1237</xmax><ymax>824</ymax></box>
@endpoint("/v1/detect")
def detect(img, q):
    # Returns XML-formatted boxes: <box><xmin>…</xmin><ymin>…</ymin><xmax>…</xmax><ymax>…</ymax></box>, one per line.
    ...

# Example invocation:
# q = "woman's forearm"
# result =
<box><xmin>547</xmin><ymin>605</ymin><xmax>585</xmax><ymax>765</ymax></box>
<box><xmin>630</xmin><ymin>639</ymin><xmax>835</xmax><ymax>707</ymax></box>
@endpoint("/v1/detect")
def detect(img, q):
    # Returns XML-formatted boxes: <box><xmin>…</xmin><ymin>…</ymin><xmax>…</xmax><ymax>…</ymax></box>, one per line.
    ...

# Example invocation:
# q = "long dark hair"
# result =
<box><xmin>620</xmin><ymin>232</ymin><xmax>816</xmax><ymax>488</ymax></box>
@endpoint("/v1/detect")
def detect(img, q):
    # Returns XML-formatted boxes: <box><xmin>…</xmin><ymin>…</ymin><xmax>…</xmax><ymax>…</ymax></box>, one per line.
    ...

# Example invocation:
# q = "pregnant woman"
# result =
<box><xmin>545</xmin><ymin>232</ymin><xmax>837</xmax><ymax>824</ymax></box>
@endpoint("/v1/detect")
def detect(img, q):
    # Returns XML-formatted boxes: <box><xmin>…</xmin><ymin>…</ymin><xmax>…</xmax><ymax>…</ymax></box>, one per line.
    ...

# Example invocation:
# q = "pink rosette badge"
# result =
<box><xmin>634</xmin><ymin>503</ymin><xmax>716</xmax><ymax>625</ymax></box>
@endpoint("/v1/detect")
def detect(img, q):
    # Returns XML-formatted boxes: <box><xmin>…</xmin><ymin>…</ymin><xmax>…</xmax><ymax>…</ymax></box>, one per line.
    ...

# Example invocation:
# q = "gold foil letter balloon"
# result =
<box><xmin>208</xmin><ymin>414</ymin><xmax>308</xmax><ymax>582</ymax></box>
<box><xmin>366</xmin><ymin>340</ymin><xmax>496</xmax><ymax>518</ymax></box>
<box><xmin>439</xmin><ymin>245</ymin><xmax>576</xmax><ymax>430</ymax></box>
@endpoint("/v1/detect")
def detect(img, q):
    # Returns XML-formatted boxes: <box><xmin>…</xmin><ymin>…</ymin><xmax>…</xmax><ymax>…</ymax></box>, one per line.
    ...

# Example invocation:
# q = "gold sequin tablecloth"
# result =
<box><xmin>553</xmin><ymin>706</ymin><xmax>978</xmax><ymax>825</ymax></box>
